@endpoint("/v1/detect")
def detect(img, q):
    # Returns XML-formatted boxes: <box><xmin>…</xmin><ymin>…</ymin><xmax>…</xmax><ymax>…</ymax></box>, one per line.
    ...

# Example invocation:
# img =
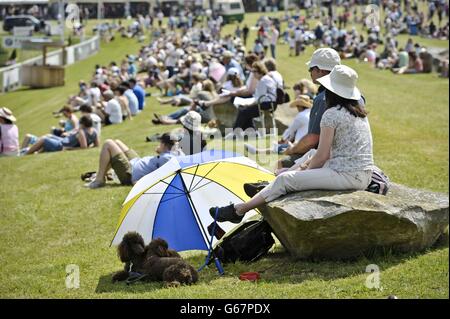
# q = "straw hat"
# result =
<box><xmin>289</xmin><ymin>95</ymin><xmax>313</xmax><ymax>109</ymax></box>
<box><xmin>316</xmin><ymin>65</ymin><xmax>361</xmax><ymax>100</ymax></box>
<box><xmin>222</xmin><ymin>50</ymin><xmax>233</xmax><ymax>59</ymax></box>
<box><xmin>180</xmin><ymin>111</ymin><xmax>201</xmax><ymax>131</ymax></box>
<box><xmin>306</xmin><ymin>48</ymin><xmax>341</xmax><ymax>71</ymax></box>
<box><xmin>0</xmin><ymin>107</ymin><xmax>16</xmax><ymax>122</ymax></box>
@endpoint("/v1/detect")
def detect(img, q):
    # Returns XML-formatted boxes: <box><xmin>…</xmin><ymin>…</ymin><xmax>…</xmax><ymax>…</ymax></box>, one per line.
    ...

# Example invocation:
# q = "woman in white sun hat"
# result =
<box><xmin>209</xmin><ymin>65</ymin><xmax>376</xmax><ymax>224</ymax></box>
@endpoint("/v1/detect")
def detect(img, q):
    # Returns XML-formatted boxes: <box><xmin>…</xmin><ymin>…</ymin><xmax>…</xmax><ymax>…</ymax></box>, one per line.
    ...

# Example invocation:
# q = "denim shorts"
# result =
<box><xmin>43</xmin><ymin>136</ymin><xmax>64</xmax><ymax>152</ymax></box>
<box><xmin>29</xmin><ymin>134</ymin><xmax>38</xmax><ymax>145</ymax></box>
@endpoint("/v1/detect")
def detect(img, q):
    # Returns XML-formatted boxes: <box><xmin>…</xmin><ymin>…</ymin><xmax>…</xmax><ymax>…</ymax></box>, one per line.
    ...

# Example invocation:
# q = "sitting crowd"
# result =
<box><xmin>3</xmin><ymin>5</ymin><xmax>441</xmax><ymax>196</ymax></box>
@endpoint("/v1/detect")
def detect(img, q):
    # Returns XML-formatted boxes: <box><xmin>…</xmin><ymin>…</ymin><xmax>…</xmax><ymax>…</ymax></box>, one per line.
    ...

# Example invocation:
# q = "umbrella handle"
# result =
<box><xmin>214</xmin><ymin>257</ymin><xmax>225</xmax><ymax>275</ymax></box>
<box><xmin>198</xmin><ymin>207</ymin><xmax>225</xmax><ymax>275</ymax></box>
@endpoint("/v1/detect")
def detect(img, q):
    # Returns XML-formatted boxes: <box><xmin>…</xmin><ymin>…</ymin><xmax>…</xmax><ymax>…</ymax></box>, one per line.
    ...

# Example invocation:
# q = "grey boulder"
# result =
<box><xmin>259</xmin><ymin>183</ymin><xmax>449</xmax><ymax>259</ymax></box>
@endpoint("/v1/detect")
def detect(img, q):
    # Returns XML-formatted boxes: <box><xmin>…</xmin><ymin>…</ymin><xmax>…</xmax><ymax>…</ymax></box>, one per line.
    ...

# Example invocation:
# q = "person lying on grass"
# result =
<box><xmin>24</xmin><ymin>115</ymin><xmax>99</xmax><ymax>155</ymax></box>
<box><xmin>85</xmin><ymin>133</ymin><xmax>183</xmax><ymax>189</ymax></box>
<box><xmin>209</xmin><ymin>65</ymin><xmax>376</xmax><ymax>224</ymax></box>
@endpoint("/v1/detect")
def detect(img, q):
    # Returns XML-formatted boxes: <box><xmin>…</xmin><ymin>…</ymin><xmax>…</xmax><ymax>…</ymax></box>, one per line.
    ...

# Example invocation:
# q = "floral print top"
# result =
<box><xmin>320</xmin><ymin>105</ymin><xmax>374</xmax><ymax>172</ymax></box>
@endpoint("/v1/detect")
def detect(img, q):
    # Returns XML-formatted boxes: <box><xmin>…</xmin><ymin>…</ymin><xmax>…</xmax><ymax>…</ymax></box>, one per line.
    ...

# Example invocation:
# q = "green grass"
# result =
<box><xmin>0</xmin><ymin>12</ymin><xmax>448</xmax><ymax>299</ymax></box>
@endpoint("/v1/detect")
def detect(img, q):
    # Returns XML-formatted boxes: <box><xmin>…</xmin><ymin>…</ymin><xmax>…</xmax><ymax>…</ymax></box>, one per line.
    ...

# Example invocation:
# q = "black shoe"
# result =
<box><xmin>243</xmin><ymin>181</ymin><xmax>269</xmax><ymax>197</ymax></box>
<box><xmin>209</xmin><ymin>204</ymin><xmax>244</xmax><ymax>224</ymax></box>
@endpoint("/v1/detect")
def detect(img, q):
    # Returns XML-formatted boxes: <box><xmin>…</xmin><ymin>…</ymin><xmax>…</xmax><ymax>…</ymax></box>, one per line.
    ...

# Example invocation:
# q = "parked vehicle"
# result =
<box><xmin>2</xmin><ymin>15</ymin><xmax>49</xmax><ymax>33</ymax></box>
<box><xmin>213</xmin><ymin>0</ymin><xmax>245</xmax><ymax>24</ymax></box>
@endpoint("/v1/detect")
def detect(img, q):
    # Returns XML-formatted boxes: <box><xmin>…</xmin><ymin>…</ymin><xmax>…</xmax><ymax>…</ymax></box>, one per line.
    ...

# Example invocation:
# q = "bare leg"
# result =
<box><xmin>159</xmin><ymin>116</ymin><xmax>178</xmax><ymax>125</ymax></box>
<box><xmin>94</xmin><ymin>139</ymin><xmax>124</xmax><ymax>182</ymax></box>
<box><xmin>157</xmin><ymin>97</ymin><xmax>174</xmax><ymax>104</ymax></box>
<box><xmin>26</xmin><ymin>138</ymin><xmax>45</xmax><ymax>155</ymax></box>
<box><xmin>114</xmin><ymin>139</ymin><xmax>130</xmax><ymax>153</ymax></box>
<box><xmin>21</xmin><ymin>134</ymin><xmax>32</xmax><ymax>149</ymax></box>
<box><xmin>234</xmin><ymin>193</ymin><xmax>266</xmax><ymax>215</ymax></box>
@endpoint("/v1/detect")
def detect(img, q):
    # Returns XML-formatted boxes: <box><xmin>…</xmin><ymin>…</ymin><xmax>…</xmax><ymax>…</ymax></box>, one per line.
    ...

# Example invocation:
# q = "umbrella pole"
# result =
<box><xmin>178</xmin><ymin>171</ymin><xmax>225</xmax><ymax>275</ymax></box>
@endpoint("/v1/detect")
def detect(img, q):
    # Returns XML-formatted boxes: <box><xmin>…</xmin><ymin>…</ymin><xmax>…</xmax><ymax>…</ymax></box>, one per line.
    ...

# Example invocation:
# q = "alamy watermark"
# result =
<box><xmin>365</xmin><ymin>264</ymin><xmax>382</xmax><ymax>290</ymax></box>
<box><xmin>65</xmin><ymin>264</ymin><xmax>80</xmax><ymax>289</ymax></box>
<box><xmin>173</xmin><ymin>127</ymin><xmax>280</xmax><ymax>169</ymax></box>
<box><xmin>364</xmin><ymin>4</ymin><xmax>380</xmax><ymax>29</ymax></box>
<box><xmin>65</xmin><ymin>3</ymin><xmax>81</xmax><ymax>29</ymax></box>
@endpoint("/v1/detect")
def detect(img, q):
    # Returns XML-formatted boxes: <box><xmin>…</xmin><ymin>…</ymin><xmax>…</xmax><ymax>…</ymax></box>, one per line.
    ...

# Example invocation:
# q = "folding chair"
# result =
<box><xmin>252</xmin><ymin>95</ymin><xmax>278</xmax><ymax>138</ymax></box>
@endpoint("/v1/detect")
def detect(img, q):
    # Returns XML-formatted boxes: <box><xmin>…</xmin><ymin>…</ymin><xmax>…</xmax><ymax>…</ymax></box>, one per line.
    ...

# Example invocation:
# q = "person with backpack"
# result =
<box><xmin>210</xmin><ymin>65</ymin><xmax>376</xmax><ymax>224</ymax></box>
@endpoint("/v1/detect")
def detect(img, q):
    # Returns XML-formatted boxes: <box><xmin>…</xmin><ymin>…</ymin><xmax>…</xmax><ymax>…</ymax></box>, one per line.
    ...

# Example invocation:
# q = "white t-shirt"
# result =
<box><xmin>245</xmin><ymin>72</ymin><xmax>258</xmax><ymax>95</ymax></box>
<box><xmin>89</xmin><ymin>113</ymin><xmax>102</xmax><ymax>137</ymax></box>
<box><xmin>165</xmin><ymin>49</ymin><xmax>178</xmax><ymax>67</ymax></box>
<box><xmin>105</xmin><ymin>99</ymin><xmax>123</xmax><ymax>124</ymax></box>
<box><xmin>294</xmin><ymin>29</ymin><xmax>304</xmax><ymax>41</ymax></box>
<box><xmin>269</xmin><ymin>71</ymin><xmax>283</xmax><ymax>88</ymax></box>
<box><xmin>282</xmin><ymin>108</ymin><xmax>310</xmax><ymax>142</ymax></box>
<box><xmin>254</xmin><ymin>75</ymin><xmax>277</xmax><ymax>102</ymax></box>
<box><xmin>88</xmin><ymin>87</ymin><xmax>101</xmax><ymax>106</ymax></box>
<box><xmin>270</xmin><ymin>28</ymin><xmax>279</xmax><ymax>45</ymax></box>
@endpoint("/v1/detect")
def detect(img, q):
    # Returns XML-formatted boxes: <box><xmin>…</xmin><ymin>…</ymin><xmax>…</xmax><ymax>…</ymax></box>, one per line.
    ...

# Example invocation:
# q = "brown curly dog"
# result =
<box><xmin>112</xmin><ymin>232</ymin><xmax>199</xmax><ymax>287</ymax></box>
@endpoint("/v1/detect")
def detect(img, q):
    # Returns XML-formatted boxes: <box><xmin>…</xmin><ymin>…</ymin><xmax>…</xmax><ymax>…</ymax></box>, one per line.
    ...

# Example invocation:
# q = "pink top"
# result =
<box><xmin>0</xmin><ymin>124</ymin><xmax>19</xmax><ymax>153</ymax></box>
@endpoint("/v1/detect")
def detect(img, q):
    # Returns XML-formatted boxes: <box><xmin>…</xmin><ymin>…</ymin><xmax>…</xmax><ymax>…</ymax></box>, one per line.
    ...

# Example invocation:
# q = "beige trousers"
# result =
<box><xmin>259</xmin><ymin>167</ymin><xmax>373</xmax><ymax>202</ymax></box>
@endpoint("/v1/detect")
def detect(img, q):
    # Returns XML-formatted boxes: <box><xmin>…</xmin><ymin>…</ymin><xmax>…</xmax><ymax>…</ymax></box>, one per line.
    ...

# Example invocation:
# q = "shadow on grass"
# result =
<box><xmin>198</xmin><ymin>243</ymin><xmax>449</xmax><ymax>285</ymax></box>
<box><xmin>95</xmin><ymin>239</ymin><xmax>448</xmax><ymax>293</ymax></box>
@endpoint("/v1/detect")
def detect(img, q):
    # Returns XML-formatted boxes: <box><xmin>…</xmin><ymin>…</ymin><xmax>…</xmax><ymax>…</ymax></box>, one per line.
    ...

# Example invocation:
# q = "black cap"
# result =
<box><xmin>157</xmin><ymin>133</ymin><xmax>175</xmax><ymax>147</ymax></box>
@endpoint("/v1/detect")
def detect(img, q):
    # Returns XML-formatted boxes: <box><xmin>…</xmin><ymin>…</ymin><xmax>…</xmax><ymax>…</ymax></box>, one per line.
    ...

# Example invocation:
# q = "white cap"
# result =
<box><xmin>316</xmin><ymin>65</ymin><xmax>361</xmax><ymax>100</ymax></box>
<box><xmin>306</xmin><ymin>48</ymin><xmax>341</xmax><ymax>71</ymax></box>
<box><xmin>227</xmin><ymin>67</ymin><xmax>240</xmax><ymax>77</ymax></box>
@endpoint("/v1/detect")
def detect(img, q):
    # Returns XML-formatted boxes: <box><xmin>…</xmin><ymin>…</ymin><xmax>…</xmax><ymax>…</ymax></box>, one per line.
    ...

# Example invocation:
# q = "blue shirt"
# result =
<box><xmin>128</xmin><ymin>63</ymin><xmax>137</xmax><ymax>77</ymax></box>
<box><xmin>308</xmin><ymin>89</ymin><xmax>327</xmax><ymax>135</ymax></box>
<box><xmin>130</xmin><ymin>152</ymin><xmax>174</xmax><ymax>184</ymax></box>
<box><xmin>124</xmin><ymin>89</ymin><xmax>139</xmax><ymax>115</ymax></box>
<box><xmin>132</xmin><ymin>84</ymin><xmax>146</xmax><ymax>110</ymax></box>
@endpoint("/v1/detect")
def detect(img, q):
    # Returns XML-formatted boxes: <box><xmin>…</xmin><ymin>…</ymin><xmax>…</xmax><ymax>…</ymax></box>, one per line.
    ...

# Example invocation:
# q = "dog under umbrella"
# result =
<box><xmin>111</xmin><ymin>152</ymin><xmax>275</xmax><ymax>272</ymax></box>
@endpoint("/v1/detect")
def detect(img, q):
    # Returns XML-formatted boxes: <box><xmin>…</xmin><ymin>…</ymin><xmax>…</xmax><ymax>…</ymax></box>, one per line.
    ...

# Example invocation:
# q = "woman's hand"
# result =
<box><xmin>275</xmin><ymin>167</ymin><xmax>289</xmax><ymax>176</ymax></box>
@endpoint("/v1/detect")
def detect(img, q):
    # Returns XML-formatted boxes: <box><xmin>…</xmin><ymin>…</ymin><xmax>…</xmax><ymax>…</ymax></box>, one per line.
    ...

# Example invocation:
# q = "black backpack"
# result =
<box><xmin>212</xmin><ymin>219</ymin><xmax>275</xmax><ymax>264</ymax></box>
<box><xmin>276</xmin><ymin>87</ymin><xmax>290</xmax><ymax>105</ymax></box>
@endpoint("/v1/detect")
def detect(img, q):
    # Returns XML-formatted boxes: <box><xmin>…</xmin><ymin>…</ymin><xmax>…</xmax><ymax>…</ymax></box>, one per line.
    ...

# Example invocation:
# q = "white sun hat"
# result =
<box><xmin>316</xmin><ymin>65</ymin><xmax>361</xmax><ymax>100</ymax></box>
<box><xmin>306</xmin><ymin>48</ymin><xmax>341</xmax><ymax>71</ymax></box>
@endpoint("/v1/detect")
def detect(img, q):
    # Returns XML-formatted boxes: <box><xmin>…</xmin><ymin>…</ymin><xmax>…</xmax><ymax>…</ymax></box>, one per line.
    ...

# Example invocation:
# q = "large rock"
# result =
<box><xmin>259</xmin><ymin>183</ymin><xmax>449</xmax><ymax>260</ymax></box>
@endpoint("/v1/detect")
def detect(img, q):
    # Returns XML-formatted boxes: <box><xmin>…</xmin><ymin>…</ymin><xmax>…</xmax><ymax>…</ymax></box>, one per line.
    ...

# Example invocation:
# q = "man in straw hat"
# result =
<box><xmin>245</xmin><ymin>95</ymin><xmax>313</xmax><ymax>155</ymax></box>
<box><xmin>0</xmin><ymin>107</ymin><xmax>19</xmax><ymax>157</ymax></box>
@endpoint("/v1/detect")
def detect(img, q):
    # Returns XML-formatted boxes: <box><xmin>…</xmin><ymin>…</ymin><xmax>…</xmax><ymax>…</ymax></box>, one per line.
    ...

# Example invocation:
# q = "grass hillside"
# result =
<box><xmin>0</xmin><ymin>12</ymin><xmax>448</xmax><ymax>298</ymax></box>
